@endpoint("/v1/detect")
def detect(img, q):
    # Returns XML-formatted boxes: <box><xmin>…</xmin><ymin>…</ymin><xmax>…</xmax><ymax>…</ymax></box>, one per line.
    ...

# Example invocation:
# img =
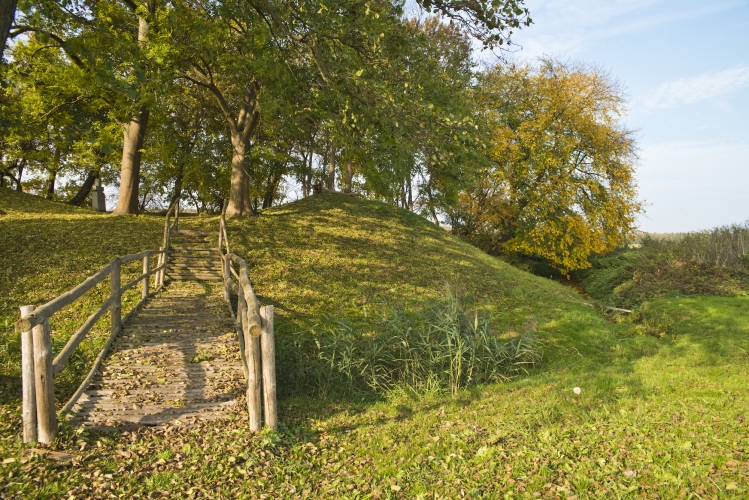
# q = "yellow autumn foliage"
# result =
<box><xmin>455</xmin><ymin>58</ymin><xmax>642</xmax><ymax>272</ymax></box>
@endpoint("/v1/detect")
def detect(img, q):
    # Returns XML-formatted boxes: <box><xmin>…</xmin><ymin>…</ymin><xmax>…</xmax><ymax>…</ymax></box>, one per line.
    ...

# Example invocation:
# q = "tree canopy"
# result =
<box><xmin>2</xmin><ymin>0</ymin><xmax>646</xmax><ymax>269</ymax></box>
<box><xmin>449</xmin><ymin>59</ymin><xmax>642</xmax><ymax>271</ymax></box>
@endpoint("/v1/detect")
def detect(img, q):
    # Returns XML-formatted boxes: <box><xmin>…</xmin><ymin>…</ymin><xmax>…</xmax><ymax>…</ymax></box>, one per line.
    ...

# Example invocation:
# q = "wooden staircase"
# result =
<box><xmin>167</xmin><ymin>230</ymin><xmax>223</xmax><ymax>282</ymax></box>
<box><xmin>69</xmin><ymin>230</ymin><xmax>245</xmax><ymax>428</ymax></box>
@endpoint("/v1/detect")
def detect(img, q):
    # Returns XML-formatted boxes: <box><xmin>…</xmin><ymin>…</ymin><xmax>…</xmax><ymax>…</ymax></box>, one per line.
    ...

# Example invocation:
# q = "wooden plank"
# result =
<box><xmin>15</xmin><ymin>262</ymin><xmax>113</xmax><ymax>332</ymax></box>
<box><xmin>246</xmin><ymin>334</ymin><xmax>262</xmax><ymax>432</ymax></box>
<box><xmin>111</xmin><ymin>259</ymin><xmax>121</xmax><ymax>336</ymax></box>
<box><xmin>260</xmin><ymin>306</ymin><xmax>277</xmax><ymax>430</ymax></box>
<box><xmin>142</xmin><ymin>253</ymin><xmax>150</xmax><ymax>300</ymax></box>
<box><xmin>120</xmin><ymin>271</ymin><xmax>150</xmax><ymax>294</ymax></box>
<box><xmin>228</xmin><ymin>254</ymin><xmax>261</xmax><ymax>337</ymax></box>
<box><xmin>20</xmin><ymin>305</ymin><xmax>37</xmax><ymax>443</ymax></box>
<box><xmin>119</xmin><ymin>250</ymin><xmax>151</xmax><ymax>264</ymax></box>
<box><xmin>52</xmin><ymin>297</ymin><xmax>113</xmax><ymax>377</ymax></box>
<box><xmin>33</xmin><ymin>318</ymin><xmax>57</xmax><ymax>444</ymax></box>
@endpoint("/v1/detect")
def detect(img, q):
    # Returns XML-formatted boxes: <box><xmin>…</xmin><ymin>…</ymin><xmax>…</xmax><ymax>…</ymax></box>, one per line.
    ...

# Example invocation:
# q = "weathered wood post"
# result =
<box><xmin>218</xmin><ymin>221</ymin><xmax>223</xmax><ymax>252</ymax></box>
<box><xmin>157</xmin><ymin>248</ymin><xmax>165</xmax><ymax>287</ymax></box>
<box><xmin>111</xmin><ymin>258</ymin><xmax>121</xmax><ymax>335</ymax></box>
<box><xmin>32</xmin><ymin>317</ymin><xmax>56</xmax><ymax>443</ymax></box>
<box><xmin>223</xmin><ymin>254</ymin><xmax>231</xmax><ymax>302</ymax></box>
<box><xmin>260</xmin><ymin>305</ymin><xmax>277</xmax><ymax>430</ymax></box>
<box><xmin>142</xmin><ymin>253</ymin><xmax>150</xmax><ymax>299</ymax></box>
<box><xmin>239</xmin><ymin>286</ymin><xmax>262</xmax><ymax>431</ymax></box>
<box><xmin>19</xmin><ymin>305</ymin><xmax>37</xmax><ymax>443</ymax></box>
<box><xmin>247</xmin><ymin>334</ymin><xmax>262</xmax><ymax>432</ymax></box>
<box><xmin>163</xmin><ymin>220</ymin><xmax>171</xmax><ymax>283</ymax></box>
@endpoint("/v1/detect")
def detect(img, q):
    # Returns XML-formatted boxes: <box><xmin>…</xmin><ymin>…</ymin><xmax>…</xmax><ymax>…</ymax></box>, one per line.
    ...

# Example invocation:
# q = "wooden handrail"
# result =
<box><xmin>15</xmin><ymin>263</ymin><xmax>113</xmax><ymax>333</ymax></box>
<box><xmin>217</xmin><ymin>204</ymin><xmax>276</xmax><ymax>431</ymax></box>
<box><xmin>17</xmin><ymin>198</ymin><xmax>180</xmax><ymax>443</ymax></box>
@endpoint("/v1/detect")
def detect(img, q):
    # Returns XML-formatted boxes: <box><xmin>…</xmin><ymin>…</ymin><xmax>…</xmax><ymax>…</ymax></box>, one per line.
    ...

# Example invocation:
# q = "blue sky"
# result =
<box><xmin>504</xmin><ymin>0</ymin><xmax>749</xmax><ymax>233</ymax></box>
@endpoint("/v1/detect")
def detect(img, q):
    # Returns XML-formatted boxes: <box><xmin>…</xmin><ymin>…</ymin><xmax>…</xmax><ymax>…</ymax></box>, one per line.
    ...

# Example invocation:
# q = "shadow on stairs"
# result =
<box><xmin>68</xmin><ymin>231</ymin><xmax>244</xmax><ymax>430</ymax></box>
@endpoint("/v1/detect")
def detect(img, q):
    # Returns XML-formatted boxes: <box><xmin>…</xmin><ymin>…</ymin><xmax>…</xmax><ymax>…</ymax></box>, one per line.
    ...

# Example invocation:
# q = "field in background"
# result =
<box><xmin>0</xmin><ymin>190</ymin><xmax>747</xmax><ymax>498</ymax></box>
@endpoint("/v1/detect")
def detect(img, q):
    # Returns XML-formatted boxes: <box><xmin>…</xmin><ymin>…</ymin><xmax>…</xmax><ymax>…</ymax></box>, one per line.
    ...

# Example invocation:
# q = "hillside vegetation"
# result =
<box><xmin>575</xmin><ymin>225</ymin><xmax>749</xmax><ymax>309</ymax></box>
<box><xmin>0</xmin><ymin>189</ymin><xmax>163</xmax><ymax>403</ymax></box>
<box><xmin>1</xmin><ymin>191</ymin><xmax>748</xmax><ymax>498</ymax></box>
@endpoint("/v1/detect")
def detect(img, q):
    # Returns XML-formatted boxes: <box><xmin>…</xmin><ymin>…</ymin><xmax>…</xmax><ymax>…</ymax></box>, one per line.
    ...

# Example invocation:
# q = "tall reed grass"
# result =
<box><xmin>276</xmin><ymin>292</ymin><xmax>541</xmax><ymax>398</ymax></box>
<box><xmin>679</xmin><ymin>221</ymin><xmax>749</xmax><ymax>267</ymax></box>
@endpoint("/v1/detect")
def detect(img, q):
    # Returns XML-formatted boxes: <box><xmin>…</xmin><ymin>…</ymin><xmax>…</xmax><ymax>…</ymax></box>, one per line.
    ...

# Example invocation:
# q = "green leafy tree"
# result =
<box><xmin>452</xmin><ymin>59</ymin><xmax>642</xmax><ymax>272</ymax></box>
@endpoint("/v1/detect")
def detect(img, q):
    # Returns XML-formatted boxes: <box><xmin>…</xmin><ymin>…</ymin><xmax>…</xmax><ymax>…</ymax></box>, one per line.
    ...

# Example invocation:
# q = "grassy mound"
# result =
<box><xmin>2</xmin><ymin>190</ymin><xmax>748</xmax><ymax>497</ymax></box>
<box><xmin>0</xmin><ymin>189</ymin><xmax>164</xmax><ymax>404</ymax></box>
<box><xmin>225</xmin><ymin>195</ymin><xmax>616</xmax><ymax>395</ymax></box>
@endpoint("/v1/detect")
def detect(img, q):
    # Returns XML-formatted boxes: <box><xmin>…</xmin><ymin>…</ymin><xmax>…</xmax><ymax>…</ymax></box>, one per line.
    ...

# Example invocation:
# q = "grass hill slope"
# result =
<box><xmin>0</xmin><ymin>189</ymin><xmax>164</xmax><ymax>404</ymax></box>
<box><xmin>1</xmin><ymin>191</ymin><xmax>748</xmax><ymax>498</ymax></box>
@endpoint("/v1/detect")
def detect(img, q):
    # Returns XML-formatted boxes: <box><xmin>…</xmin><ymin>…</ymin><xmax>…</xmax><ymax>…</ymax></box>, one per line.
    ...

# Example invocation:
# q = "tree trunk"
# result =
<box><xmin>344</xmin><ymin>160</ymin><xmax>353</xmax><ymax>193</ymax></box>
<box><xmin>170</xmin><ymin>163</ymin><xmax>184</xmax><ymax>206</ymax></box>
<box><xmin>44</xmin><ymin>169</ymin><xmax>56</xmax><ymax>199</ymax></box>
<box><xmin>226</xmin><ymin>138</ymin><xmax>253</xmax><ymax>216</ymax></box>
<box><xmin>217</xmin><ymin>83</ymin><xmax>260</xmax><ymax>217</ymax></box>
<box><xmin>15</xmin><ymin>160</ymin><xmax>23</xmax><ymax>191</ymax></box>
<box><xmin>44</xmin><ymin>148</ymin><xmax>61</xmax><ymax>199</ymax></box>
<box><xmin>407</xmin><ymin>175</ymin><xmax>413</xmax><ymax>211</ymax></box>
<box><xmin>69</xmin><ymin>171</ymin><xmax>97</xmax><ymax>205</ymax></box>
<box><xmin>327</xmin><ymin>141</ymin><xmax>336</xmax><ymax>190</ymax></box>
<box><xmin>262</xmin><ymin>166</ymin><xmax>284</xmax><ymax>209</ymax></box>
<box><xmin>0</xmin><ymin>0</ymin><xmax>17</xmax><ymax>58</ymax></box>
<box><xmin>112</xmin><ymin>17</ymin><xmax>150</xmax><ymax>215</ymax></box>
<box><xmin>112</xmin><ymin>107</ymin><xmax>149</xmax><ymax>214</ymax></box>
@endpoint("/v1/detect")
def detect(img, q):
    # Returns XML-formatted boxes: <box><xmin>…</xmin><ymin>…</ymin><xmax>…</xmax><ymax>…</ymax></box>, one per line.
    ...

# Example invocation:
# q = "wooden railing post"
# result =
<box><xmin>157</xmin><ymin>248</ymin><xmax>165</xmax><ymax>286</ymax></box>
<box><xmin>260</xmin><ymin>306</ymin><xmax>277</xmax><ymax>430</ymax></box>
<box><xmin>142</xmin><ymin>253</ymin><xmax>150</xmax><ymax>299</ymax></box>
<box><xmin>218</xmin><ymin>220</ymin><xmax>223</xmax><ymax>252</ymax></box>
<box><xmin>111</xmin><ymin>258</ymin><xmax>121</xmax><ymax>335</ymax></box>
<box><xmin>32</xmin><ymin>317</ymin><xmax>56</xmax><ymax>443</ymax></box>
<box><xmin>239</xmin><ymin>286</ymin><xmax>261</xmax><ymax>431</ymax></box>
<box><xmin>247</xmin><ymin>333</ymin><xmax>262</xmax><ymax>432</ymax></box>
<box><xmin>20</xmin><ymin>305</ymin><xmax>37</xmax><ymax>443</ymax></box>
<box><xmin>223</xmin><ymin>253</ymin><xmax>231</xmax><ymax>302</ymax></box>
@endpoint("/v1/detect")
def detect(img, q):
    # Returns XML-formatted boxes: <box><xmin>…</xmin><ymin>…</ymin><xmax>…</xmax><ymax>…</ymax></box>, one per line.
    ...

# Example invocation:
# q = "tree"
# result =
<box><xmin>451</xmin><ymin>59</ymin><xmax>642</xmax><ymax>272</ymax></box>
<box><xmin>0</xmin><ymin>0</ymin><xmax>15</xmax><ymax>57</ymax></box>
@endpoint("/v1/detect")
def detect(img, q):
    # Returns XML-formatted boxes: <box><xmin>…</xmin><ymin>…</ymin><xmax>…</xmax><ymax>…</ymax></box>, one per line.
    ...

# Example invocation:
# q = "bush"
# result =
<box><xmin>575</xmin><ymin>223</ymin><xmax>749</xmax><ymax>308</ymax></box>
<box><xmin>276</xmin><ymin>292</ymin><xmax>542</xmax><ymax>398</ymax></box>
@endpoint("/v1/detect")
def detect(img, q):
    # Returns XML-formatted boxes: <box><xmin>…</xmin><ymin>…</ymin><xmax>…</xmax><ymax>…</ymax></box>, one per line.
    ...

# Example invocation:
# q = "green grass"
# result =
<box><xmin>1</xmin><ymin>190</ymin><xmax>748</xmax><ymax>498</ymax></box>
<box><xmin>0</xmin><ymin>189</ymin><xmax>166</xmax><ymax>404</ymax></box>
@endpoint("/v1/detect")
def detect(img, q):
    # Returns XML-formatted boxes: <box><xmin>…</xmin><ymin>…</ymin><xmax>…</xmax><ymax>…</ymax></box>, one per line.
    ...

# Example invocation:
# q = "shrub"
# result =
<box><xmin>576</xmin><ymin>224</ymin><xmax>749</xmax><ymax>308</ymax></box>
<box><xmin>276</xmin><ymin>292</ymin><xmax>542</xmax><ymax>398</ymax></box>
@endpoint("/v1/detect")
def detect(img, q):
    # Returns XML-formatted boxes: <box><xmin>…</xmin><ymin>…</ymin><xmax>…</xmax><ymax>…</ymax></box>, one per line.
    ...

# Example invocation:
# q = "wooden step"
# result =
<box><xmin>173</xmin><ymin>230</ymin><xmax>212</xmax><ymax>237</ymax></box>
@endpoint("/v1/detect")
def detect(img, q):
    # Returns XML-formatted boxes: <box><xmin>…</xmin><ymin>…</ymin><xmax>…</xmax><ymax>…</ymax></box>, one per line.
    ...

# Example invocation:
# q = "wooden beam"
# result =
<box><xmin>228</xmin><ymin>254</ymin><xmax>261</xmax><ymax>337</ymax></box>
<box><xmin>119</xmin><ymin>271</ymin><xmax>149</xmax><ymax>295</ymax></box>
<box><xmin>119</xmin><ymin>249</ymin><xmax>151</xmax><ymax>264</ymax></box>
<box><xmin>52</xmin><ymin>297</ymin><xmax>113</xmax><ymax>376</ymax></box>
<box><xmin>33</xmin><ymin>317</ymin><xmax>56</xmax><ymax>444</ymax></box>
<box><xmin>15</xmin><ymin>263</ymin><xmax>112</xmax><ymax>332</ymax></box>
<box><xmin>110</xmin><ymin>259</ymin><xmax>121</xmax><ymax>336</ymax></box>
<box><xmin>20</xmin><ymin>305</ymin><xmax>37</xmax><ymax>443</ymax></box>
<box><xmin>246</xmin><ymin>333</ymin><xmax>262</xmax><ymax>432</ymax></box>
<box><xmin>142</xmin><ymin>253</ymin><xmax>150</xmax><ymax>300</ymax></box>
<box><xmin>260</xmin><ymin>306</ymin><xmax>277</xmax><ymax>430</ymax></box>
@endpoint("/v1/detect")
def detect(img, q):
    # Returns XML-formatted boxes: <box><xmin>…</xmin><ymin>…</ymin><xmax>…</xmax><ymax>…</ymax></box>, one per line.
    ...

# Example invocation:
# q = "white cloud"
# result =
<box><xmin>636</xmin><ymin>140</ymin><xmax>749</xmax><ymax>232</ymax></box>
<box><xmin>509</xmin><ymin>0</ymin><xmax>743</xmax><ymax>61</ymax></box>
<box><xmin>637</xmin><ymin>65</ymin><xmax>749</xmax><ymax>111</ymax></box>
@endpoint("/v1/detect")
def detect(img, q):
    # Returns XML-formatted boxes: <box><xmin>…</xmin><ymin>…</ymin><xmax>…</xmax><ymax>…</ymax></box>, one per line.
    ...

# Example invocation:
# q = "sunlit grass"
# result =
<box><xmin>1</xmin><ymin>190</ymin><xmax>747</xmax><ymax>498</ymax></box>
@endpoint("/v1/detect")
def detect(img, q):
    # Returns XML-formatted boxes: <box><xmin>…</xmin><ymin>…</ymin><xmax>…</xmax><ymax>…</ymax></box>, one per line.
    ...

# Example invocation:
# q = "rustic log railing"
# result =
<box><xmin>218</xmin><ymin>207</ymin><xmax>277</xmax><ymax>431</ymax></box>
<box><xmin>15</xmin><ymin>199</ymin><xmax>180</xmax><ymax>444</ymax></box>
